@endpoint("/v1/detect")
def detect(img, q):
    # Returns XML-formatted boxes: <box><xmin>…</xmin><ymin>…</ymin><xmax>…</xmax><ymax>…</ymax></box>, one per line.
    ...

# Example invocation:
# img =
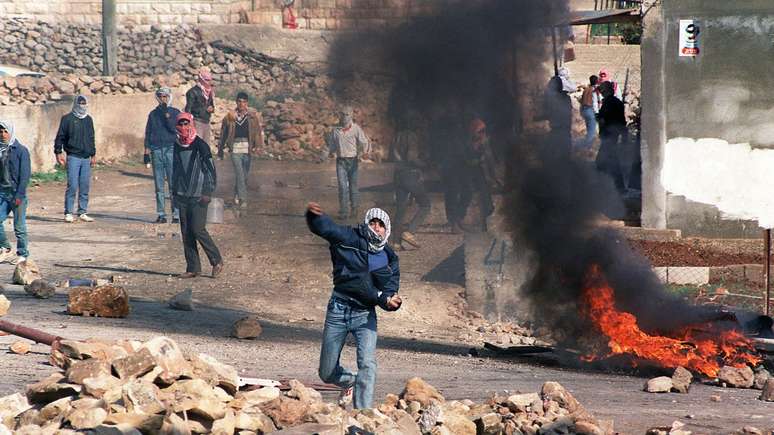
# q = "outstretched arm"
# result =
<box><xmin>306</xmin><ymin>202</ymin><xmax>354</xmax><ymax>245</ymax></box>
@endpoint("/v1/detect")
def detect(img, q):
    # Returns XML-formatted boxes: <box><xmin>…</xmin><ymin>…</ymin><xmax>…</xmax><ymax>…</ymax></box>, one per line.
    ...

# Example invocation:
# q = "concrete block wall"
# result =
<box><xmin>0</xmin><ymin>0</ymin><xmax>252</xmax><ymax>28</ymax></box>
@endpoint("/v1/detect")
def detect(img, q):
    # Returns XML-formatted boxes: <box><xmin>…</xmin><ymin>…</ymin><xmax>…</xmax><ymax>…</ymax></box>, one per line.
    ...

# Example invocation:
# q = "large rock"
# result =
<box><xmin>259</xmin><ymin>396</ymin><xmax>309</xmax><ymax>429</ymax></box>
<box><xmin>759</xmin><ymin>378</ymin><xmax>774</xmax><ymax>401</ymax></box>
<box><xmin>164</xmin><ymin>379</ymin><xmax>228</xmax><ymax>421</ymax></box>
<box><xmin>439</xmin><ymin>412</ymin><xmax>475</xmax><ymax>435</ymax></box>
<box><xmin>159</xmin><ymin>413</ymin><xmax>191</xmax><ymax>435</ymax></box>
<box><xmin>505</xmin><ymin>392</ymin><xmax>540</xmax><ymax>412</ymax></box>
<box><xmin>234</xmin><ymin>386</ymin><xmax>281</xmax><ymax>407</ymax></box>
<box><xmin>24</xmin><ymin>279</ymin><xmax>56</xmax><ymax>299</ymax></box>
<box><xmin>753</xmin><ymin>368</ymin><xmax>770</xmax><ymax>390</ymax></box>
<box><xmin>112</xmin><ymin>348</ymin><xmax>156</xmax><ymax>379</ymax></box>
<box><xmin>104</xmin><ymin>413</ymin><xmax>163</xmax><ymax>433</ymax></box>
<box><xmin>190</xmin><ymin>353</ymin><xmax>239</xmax><ymax>395</ymax></box>
<box><xmin>141</xmin><ymin>336</ymin><xmax>191</xmax><ymax>382</ymax></box>
<box><xmin>234</xmin><ymin>408</ymin><xmax>274</xmax><ymax>432</ymax></box>
<box><xmin>400</xmin><ymin>377</ymin><xmax>445</xmax><ymax>406</ymax></box>
<box><xmin>0</xmin><ymin>295</ymin><xmax>9</xmax><ymax>316</ymax></box>
<box><xmin>82</xmin><ymin>374</ymin><xmax>124</xmax><ymax>402</ymax></box>
<box><xmin>123</xmin><ymin>379</ymin><xmax>164</xmax><ymax>415</ymax></box>
<box><xmin>0</xmin><ymin>393</ymin><xmax>32</xmax><ymax>427</ymax></box>
<box><xmin>232</xmin><ymin>316</ymin><xmax>262</xmax><ymax>339</ymax></box>
<box><xmin>93</xmin><ymin>424</ymin><xmax>142</xmax><ymax>435</ymax></box>
<box><xmin>718</xmin><ymin>365</ymin><xmax>755</xmax><ymax>388</ymax></box>
<box><xmin>13</xmin><ymin>259</ymin><xmax>41</xmax><ymax>285</ymax></box>
<box><xmin>67</xmin><ymin>407</ymin><xmax>107</xmax><ymax>430</ymax></box>
<box><xmin>645</xmin><ymin>377</ymin><xmax>673</xmax><ymax>393</ymax></box>
<box><xmin>67</xmin><ymin>285</ymin><xmax>130</xmax><ymax>318</ymax></box>
<box><xmin>26</xmin><ymin>373</ymin><xmax>81</xmax><ymax>404</ymax></box>
<box><xmin>671</xmin><ymin>367</ymin><xmax>692</xmax><ymax>393</ymax></box>
<box><xmin>474</xmin><ymin>413</ymin><xmax>503</xmax><ymax>435</ymax></box>
<box><xmin>211</xmin><ymin>409</ymin><xmax>235</xmax><ymax>435</ymax></box>
<box><xmin>66</xmin><ymin>359</ymin><xmax>111</xmax><ymax>384</ymax></box>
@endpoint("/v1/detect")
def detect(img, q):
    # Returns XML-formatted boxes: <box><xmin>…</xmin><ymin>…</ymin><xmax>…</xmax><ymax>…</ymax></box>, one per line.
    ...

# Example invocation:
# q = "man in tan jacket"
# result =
<box><xmin>218</xmin><ymin>92</ymin><xmax>264</xmax><ymax>208</ymax></box>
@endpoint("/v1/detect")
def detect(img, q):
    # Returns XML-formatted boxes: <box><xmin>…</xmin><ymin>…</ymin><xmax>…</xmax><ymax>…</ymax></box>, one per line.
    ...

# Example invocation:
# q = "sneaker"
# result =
<box><xmin>0</xmin><ymin>248</ymin><xmax>12</xmax><ymax>263</ymax></box>
<box><xmin>179</xmin><ymin>272</ymin><xmax>198</xmax><ymax>279</ymax></box>
<box><xmin>10</xmin><ymin>256</ymin><xmax>25</xmax><ymax>265</ymax></box>
<box><xmin>401</xmin><ymin>231</ymin><xmax>420</xmax><ymax>248</ymax></box>
<box><xmin>155</xmin><ymin>216</ymin><xmax>167</xmax><ymax>224</ymax></box>
<box><xmin>79</xmin><ymin>214</ymin><xmax>94</xmax><ymax>222</ymax></box>
<box><xmin>234</xmin><ymin>197</ymin><xmax>240</xmax><ymax>206</ymax></box>
<box><xmin>64</xmin><ymin>214</ymin><xmax>74</xmax><ymax>223</ymax></box>
<box><xmin>239</xmin><ymin>201</ymin><xmax>247</xmax><ymax>209</ymax></box>
<box><xmin>338</xmin><ymin>386</ymin><xmax>353</xmax><ymax>407</ymax></box>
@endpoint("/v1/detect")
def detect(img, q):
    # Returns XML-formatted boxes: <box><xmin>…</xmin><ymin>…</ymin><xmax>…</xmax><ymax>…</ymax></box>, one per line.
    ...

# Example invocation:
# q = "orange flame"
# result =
<box><xmin>581</xmin><ymin>265</ymin><xmax>760</xmax><ymax>378</ymax></box>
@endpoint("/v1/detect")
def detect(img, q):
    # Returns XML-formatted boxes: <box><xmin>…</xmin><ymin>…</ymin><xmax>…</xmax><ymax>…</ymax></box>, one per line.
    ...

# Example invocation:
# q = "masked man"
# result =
<box><xmin>55</xmin><ymin>95</ymin><xmax>96</xmax><ymax>223</ymax></box>
<box><xmin>144</xmin><ymin>87</ymin><xmax>181</xmax><ymax>223</ymax></box>
<box><xmin>171</xmin><ymin>112</ymin><xmax>224</xmax><ymax>279</ymax></box>
<box><xmin>185</xmin><ymin>69</ymin><xmax>215</xmax><ymax>144</ymax></box>
<box><xmin>0</xmin><ymin>121</ymin><xmax>31</xmax><ymax>264</ymax></box>
<box><xmin>306</xmin><ymin>203</ymin><xmax>401</xmax><ymax>409</ymax></box>
<box><xmin>322</xmin><ymin>106</ymin><xmax>371</xmax><ymax>219</ymax></box>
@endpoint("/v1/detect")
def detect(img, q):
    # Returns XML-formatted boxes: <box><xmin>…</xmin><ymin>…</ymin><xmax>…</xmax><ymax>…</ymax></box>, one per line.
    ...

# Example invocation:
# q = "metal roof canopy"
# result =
<box><xmin>567</xmin><ymin>8</ymin><xmax>640</xmax><ymax>26</ymax></box>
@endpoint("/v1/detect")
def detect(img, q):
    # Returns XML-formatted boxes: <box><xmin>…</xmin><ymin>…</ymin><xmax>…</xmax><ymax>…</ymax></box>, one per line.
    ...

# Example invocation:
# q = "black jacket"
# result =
<box><xmin>184</xmin><ymin>86</ymin><xmax>214</xmax><ymax>123</ymax></box>
<box><xmin>598</xmin><ymin>95</ymin><xmax>626</xmax><ymax>137</ymax></box>
<box><xmin>54</xmin><ymin>113</ymin><xmax>96</xmax><ymax>158</ymax></box>
<box><xmin>307</xmin><ymin>211</ymin><xmax>400</xmax><ymax>311</ymax></box>
<box><xmin>172</xmin><ymin>137</ymin><xmax>217</xmax><ymax>198</ymax></box>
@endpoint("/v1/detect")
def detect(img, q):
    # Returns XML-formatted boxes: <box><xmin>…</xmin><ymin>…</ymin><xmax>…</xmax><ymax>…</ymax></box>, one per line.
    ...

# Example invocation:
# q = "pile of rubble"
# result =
<box><xmin>0</xmin><ymin>336</ymin><xmax>613</xmax><ymax>434</ymax></box>
<box><xmin>644</xmin><ymin>364</ymin><xmax>774</xmax><ymax>402</ymax></box>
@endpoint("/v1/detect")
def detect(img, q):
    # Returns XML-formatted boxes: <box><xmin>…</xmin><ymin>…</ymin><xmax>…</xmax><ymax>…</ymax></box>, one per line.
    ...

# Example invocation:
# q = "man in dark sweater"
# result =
<box><xmin>54</xmin><ymin>95</ymin><xmax>96</xmax><ymax>223</ymax></box>
<box><xmin>172</xmin><ymin>112</ymin><xmax>223</xmax><ymax>279</ymax></box>
<box><xmin>306</xmin><ymin>203</ymin><xmax>401</xmax><ymax>409</ymax></box>
<box><xmin>0</xmin><ymin>121</ymin><xmax>31</xmax><ymax>264</ymax></box>
<box><xmin>144</xmin><ymin>87</ymin><xmax>181</xmax><ymax>223</ymax></box>
<box><xmin>184</xmin><ymin>70</ymin><xmax>215</xmax><ymax>145</ymax></box>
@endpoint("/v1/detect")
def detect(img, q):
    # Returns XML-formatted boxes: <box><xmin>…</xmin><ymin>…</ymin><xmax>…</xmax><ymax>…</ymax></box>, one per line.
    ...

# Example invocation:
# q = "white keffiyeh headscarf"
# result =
<box><xmin>363</xmin><ymin>208</ymin><xmax>391</xmax><ymax>253</ymax></box>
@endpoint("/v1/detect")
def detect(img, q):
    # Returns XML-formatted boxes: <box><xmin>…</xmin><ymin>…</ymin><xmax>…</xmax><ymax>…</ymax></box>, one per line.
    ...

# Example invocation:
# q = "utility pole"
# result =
<box><xmin>102</xmin><ymin>0</ymin><xmax>117</xmax><ymax>76</ymax></box>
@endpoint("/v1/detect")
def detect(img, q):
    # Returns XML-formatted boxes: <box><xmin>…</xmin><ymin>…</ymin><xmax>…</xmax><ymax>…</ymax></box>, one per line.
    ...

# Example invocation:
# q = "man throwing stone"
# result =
<box><xmin>306</xmin><ymin>202</ymin><xmax>401</xmax><ymax>409</ymax></box>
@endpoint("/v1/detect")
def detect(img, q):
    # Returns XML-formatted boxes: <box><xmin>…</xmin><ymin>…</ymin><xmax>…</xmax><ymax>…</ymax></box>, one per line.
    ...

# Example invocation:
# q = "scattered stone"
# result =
<box><xmin>9</xmin><ymin>341</ymin><xmax>31</xmax><ymax>355</ymax></box>
<box><xmin>710</xmin><ymin>394</ymin><xmax>721</xmax><ymax>402</ymax></box>
<box><xmin>168</xmin><ymin>288</ymin><xmax>194</xmax><ymax>311</ymax></box>
<box><xmin>13</xmin><ymin>259</ymin><xmax>41</xmax><ymax>285</ymax></box>
<box><xmin>718</xmin><ymin>365</ymin><xmax>754</xmax><ymax>389</ymax></box>
<box><xmin>26</xmin><ymin>373</ymin><xmax>81</xmax><ymax>404</ymax></box>
<box><xmin>0</xmin><ymin>392</ymin><xmax>32</xmax><ymax>427</ymax></box>
<box><xmin>24</xmin><ymin>279</ymin><xmax>56</xmax><ymax>299</ymax></box>
<box><xmin>671</xmin><ymin>367</ymin><xmax>692</xmax><ymax>393</ymax></box>
<box><xmin>401</xmin><ymin>377</ymin><xmax>445</xmax><ymax>406</ymax></box>
<box><xmin>67</xmin><ymin>407</ymin><xmax>107</xmax><ymax>430</ymax></box>
<box><xmin>93</xmin><ymin>423</ymin><xmax>142</xmax><ymax>435</ymax></box>
<box><xmin>159</xmin><ymin>413</ymin><xmax>190</xmax><ymax>435</ymax></box>
<box><xmin>0</xmin><ymin>295</ymin><xmax>8</xmax><ymax>316</ymax></box>
<box><xmin>67</xmin><ymin>285</ymin><xmax>130</xmax><ymax>318</ymax></box>
<box><xmin>759</xmin><ymin>378</ymin><xmax>774</xmax><ymax>402</ymax></box>
<box><xmin>645</xmin><ymin>377</ymin><xmax>673</xmax><ymax>393</ymax></box>
<box><xmin>232</xmin><ymin>316</ymin><xmax>263</xmax><ymax>339</ymax></box>
<box><xmin>66</xmin><ymin>359</ymin><xmax>111</xmax><ymax>385</ymax></box>
<box><xmin>190</xmin><ymin>353</ymin><xmax>239</xmax><ymax>395</ymax></box>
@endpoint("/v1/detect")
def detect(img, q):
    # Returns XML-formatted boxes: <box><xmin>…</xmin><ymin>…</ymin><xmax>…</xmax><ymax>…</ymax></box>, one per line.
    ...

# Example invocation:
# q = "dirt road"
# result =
<box><xmin>0</xmin><ymin>160</ymin><xmax>771</xmax><ymax>433</ymax></box>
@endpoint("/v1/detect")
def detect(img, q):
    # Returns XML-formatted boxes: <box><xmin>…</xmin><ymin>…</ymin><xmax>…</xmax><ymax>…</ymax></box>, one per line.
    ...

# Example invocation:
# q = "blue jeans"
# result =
<box><xmin>151</xmin><ymin>147</ymin><xmax>179</xmax><ymax>218</ymax></box>
<box><xmin>319</xmin><ymin>297</ymin><xmax>377</xmax><ymax>409</ymax></box>
<box><xmin>580</xmin><ymin>106</ymin><xmax>597</xmax><ymax>150</ymax></box>
<box><xmin>65</xmin><ymin>155</ymin><xmax>91</xmax><ymax>215</ymax></box>
<box><xmin>336</xmin><ymin>158</ymin><xmax>359</xmax><ymax>216</ymax></box>
<box><xmin>231</xmin><ymin>153</ymin><xmax>251</xmax><ymax>202</ymax></box>
<box><xmin>0</xmin><ymin>191</ymin><xmax>28</xmax><ymax>257</ymax></box>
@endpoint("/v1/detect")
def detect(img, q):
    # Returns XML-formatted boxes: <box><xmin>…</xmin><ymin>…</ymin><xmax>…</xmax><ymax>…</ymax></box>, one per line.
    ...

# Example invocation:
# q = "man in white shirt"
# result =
<box><xmin>323</xmin><ymin>106</ymin><xmax>371</xmax><ymax>219</ymax></box>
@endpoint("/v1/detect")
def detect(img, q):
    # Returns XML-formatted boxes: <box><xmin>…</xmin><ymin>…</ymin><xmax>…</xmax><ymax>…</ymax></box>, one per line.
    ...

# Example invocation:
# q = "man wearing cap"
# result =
<box><xmin>0</xmin><ymin>121</ymin><xmax>31</xmax><ymax>264</ymax></box>
<box><xmin>54</xmin><ymin>95</ymin><xmax>96</xmax><ymax>223</ymax></box>
<box><xmin>144</xmin><ymin>87</ymin><xmax>181</xmax><ymax>223</ymax></box>
<box><xmin>306</xmin><ymin>202</ymin><xmax>401</xmax><ymax>409</ymax></box>
<box><xmin>218</xmin><ymin>92</ymin><xmax>264</xmax><ymax>208</ymax></box>
<box><xmin>322</xmin><ymin>106</ymin><xmax>371</xmax><ymax>219</ymax></box>
<box><xmin>185</xmin><ymin>69</ymin><xmax>215</xmax><ymax>144</ymax></box>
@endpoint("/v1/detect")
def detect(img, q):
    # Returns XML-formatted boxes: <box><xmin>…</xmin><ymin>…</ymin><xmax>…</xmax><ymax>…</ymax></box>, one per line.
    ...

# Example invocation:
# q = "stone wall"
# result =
<box><xmin>0</xmin><ymin>0</ymin><xmax>251</xmax><ymax>28</ymax></box>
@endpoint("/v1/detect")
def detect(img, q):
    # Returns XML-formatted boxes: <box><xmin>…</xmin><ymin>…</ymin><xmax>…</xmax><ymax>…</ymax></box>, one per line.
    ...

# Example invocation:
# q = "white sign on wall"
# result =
<box><xmin>679</xmin><ymin>19</ymin><xmax>701</xmax><ymax>57</ymax></box>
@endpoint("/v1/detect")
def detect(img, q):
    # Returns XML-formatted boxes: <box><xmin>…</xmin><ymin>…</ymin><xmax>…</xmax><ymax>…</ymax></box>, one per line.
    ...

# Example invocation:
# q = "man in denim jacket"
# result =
<box><xmin>306</xmin><ymin>202</ymin><xmax>401</xmax><ymax>409</ymax></box>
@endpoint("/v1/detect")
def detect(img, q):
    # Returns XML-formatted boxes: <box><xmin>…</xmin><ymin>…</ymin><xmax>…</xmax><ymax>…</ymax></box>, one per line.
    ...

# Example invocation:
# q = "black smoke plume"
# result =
<box><xmin>327</xmin><ymin>0</ymin><xmax>717</xmax><ymax>343</ymax></box>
